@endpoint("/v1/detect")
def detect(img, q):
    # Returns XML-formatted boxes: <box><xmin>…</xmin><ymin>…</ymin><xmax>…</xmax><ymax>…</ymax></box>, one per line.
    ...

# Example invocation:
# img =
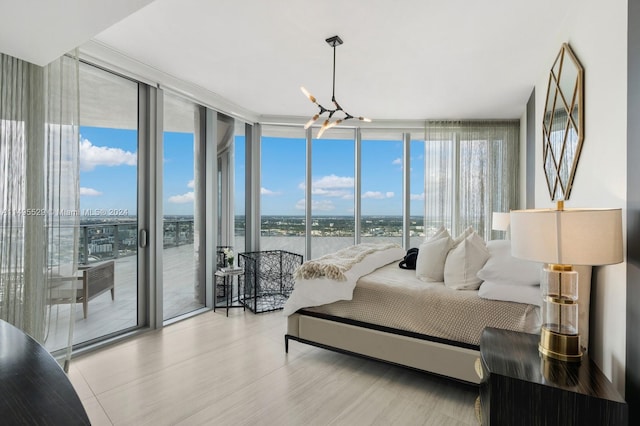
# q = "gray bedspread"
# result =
<box><xmin>304</xmin><ymin>262</ymin><xmax>540</xmax><ymax>346</ymax></box>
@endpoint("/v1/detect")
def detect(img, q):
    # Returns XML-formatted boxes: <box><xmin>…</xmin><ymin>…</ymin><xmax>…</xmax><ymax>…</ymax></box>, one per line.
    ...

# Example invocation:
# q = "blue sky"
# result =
<box><xmin>163</xmin><ymin>132</ymin><xmax>197</xmax><ymax>216</ymax></box>
<box><xmin>79</xmin><ymin>127</ymin><xmax>425</xmax><ymax>217</ymax></box>
<box><xmin>249</xmin><ymin>136</ymin><xmax>425</xmax><ymax>216</ymax></box>
<box><xmin>79</xmin><ymin>127</ymin><xmax>195</xmax><ymax>217</ymax></box>
<box><xmin>79</xmin><ymin>127</ymin><xmax>138</xmax><ymax>215</ymax></box>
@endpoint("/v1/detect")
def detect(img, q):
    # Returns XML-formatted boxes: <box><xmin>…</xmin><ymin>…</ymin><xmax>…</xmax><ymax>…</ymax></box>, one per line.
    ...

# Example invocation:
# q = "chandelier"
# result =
<box><xmin>301</xmin><ymin>35</ymin><xmax>371</xmax><ymax>138</ymax></box>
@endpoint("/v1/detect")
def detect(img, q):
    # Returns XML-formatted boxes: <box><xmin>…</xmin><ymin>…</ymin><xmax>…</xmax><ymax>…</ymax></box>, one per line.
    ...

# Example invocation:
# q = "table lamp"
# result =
<box><xmin>492</xmin><ymin>212</ymin><xmax>511</xmax><ymax>239</ymax></box>
<box><xmin>510</xmin><ymin>202</ymin><xmax>622</xmax><ymax>362</ymax></box>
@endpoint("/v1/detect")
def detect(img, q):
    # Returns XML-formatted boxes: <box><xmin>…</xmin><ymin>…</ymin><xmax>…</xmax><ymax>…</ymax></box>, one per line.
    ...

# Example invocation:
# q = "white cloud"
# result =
<box><xmin>168</xmin><ymin>192</ymin><xmax>194</xmax><ymax>203</ymax></box>
<box><xmin>80</xmin><ymin>187</ymin><xmax>102</xmax><ymax>196</ymax></box>
<box><xmin>80</xmin><ymin>138</ymin><xmax>137</xmax><ymax>171</ymax></box>
<box><xmin>392</xmin><ymin>158</ymin><xmax>402</xmax><ymax>165</ymax></box>
<box><xmin>261</xmin><ymin>187</ymin><xmax>280</xmax><ymax>196</ymax></box>
<box><xmin>295</xmin><ymin>198</ymin><xmax>335</xmax><ymax>211</ymax></box>
<box><xmin>299</xmin><ymin>174</ymin><xmax>355</xmax><ymax>199</ymax></box>
<box><xmin>312</xmin><ymin>188</ymin><xmax>353</xmax><ymax>199</ymax></box>
<box><xmin>362</xmin><ymin>191</ymin><xmax>394</xmax><ymax>199</ymax></box>
<box><xmin>362</xmin><ymin>191</ymin><xmax>381</xmax><ymax>199</ymax></box>
<box><xmin>187</xmin><ymin>179</ymin><xmax>195</xmax><ymax>188</ymax></box>
<box><xmin>411</xmin><ymin>192</ymin><xmax>425</xmax><ymax>201</ymax></box>
<box><xmin>313</xmin><ymin>174</ymin><xmax>354</xmax><ymax>188</ymax></box>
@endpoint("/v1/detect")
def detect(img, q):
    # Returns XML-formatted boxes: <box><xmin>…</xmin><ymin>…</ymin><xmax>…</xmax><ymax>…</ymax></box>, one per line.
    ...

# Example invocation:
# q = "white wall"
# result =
<box><xmin>533</xmin><ymin>0</ymin><xmax>628</xmax><ymax>394</ymax></box>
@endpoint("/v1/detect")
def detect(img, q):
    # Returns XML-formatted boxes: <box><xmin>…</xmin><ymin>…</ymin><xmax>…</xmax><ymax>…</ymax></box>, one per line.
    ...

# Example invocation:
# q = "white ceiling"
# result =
<box><xmin>0</xmin><ymin>0</ymin><xmax>154</xmax><ymax>66</ymax></box>
<box><xmin>2</xmin><ymin>0</ymin><xmax>576</xmax><ymax>121</ymax></box>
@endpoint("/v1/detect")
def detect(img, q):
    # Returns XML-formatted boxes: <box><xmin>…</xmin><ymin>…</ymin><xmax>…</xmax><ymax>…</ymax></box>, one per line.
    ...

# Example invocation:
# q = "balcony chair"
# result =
<box><xmin>49</xmin><ymin>261</ymin><xmax>115</xmax><ymax>319</ymax></box>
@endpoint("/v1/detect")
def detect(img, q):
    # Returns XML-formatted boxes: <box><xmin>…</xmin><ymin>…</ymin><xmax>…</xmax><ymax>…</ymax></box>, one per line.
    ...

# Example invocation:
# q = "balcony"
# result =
<box><xmin>45</xmin><ymin>219</ymin><xmax>201</xmax><ymax>352</ymax></box>
<box><xmin>78</xmin><ymin>219</ymin><xmax>194</xmax><ymax>265</ymax></box>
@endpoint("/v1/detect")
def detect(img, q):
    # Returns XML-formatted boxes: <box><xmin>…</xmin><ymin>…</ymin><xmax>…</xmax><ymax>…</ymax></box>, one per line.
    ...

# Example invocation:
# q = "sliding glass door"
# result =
<box><xmin>45</xmin><ymin>62</ymin><xmax>140</xmax><ymax>350</ymax></box>
<box><xmin>162</xmin><ymin>93</ymin><xmax>204</xmax><ymax>320</ymax></box>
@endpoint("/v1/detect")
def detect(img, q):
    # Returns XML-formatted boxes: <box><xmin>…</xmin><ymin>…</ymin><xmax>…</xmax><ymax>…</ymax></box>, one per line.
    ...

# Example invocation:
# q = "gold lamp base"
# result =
<box><xmin>539</xmin><ymin>327</ymin><xmax>582</xmax><ymax>362</ymax></box>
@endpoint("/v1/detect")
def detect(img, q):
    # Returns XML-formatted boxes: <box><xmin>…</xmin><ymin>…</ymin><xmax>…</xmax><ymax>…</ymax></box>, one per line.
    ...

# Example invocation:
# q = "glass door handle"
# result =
<box><xmin>139</xmin><ymin>229</ymin><xmax>148</xmax><ymax>248</ymax></box>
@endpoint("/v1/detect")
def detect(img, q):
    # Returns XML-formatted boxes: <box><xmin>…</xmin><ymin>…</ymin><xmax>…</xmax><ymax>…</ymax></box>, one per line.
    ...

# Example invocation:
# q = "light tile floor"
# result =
<box><xmin>69</xmin><ymin>309</ymin><xmax>479</xmax><ymax>426</ymax></box>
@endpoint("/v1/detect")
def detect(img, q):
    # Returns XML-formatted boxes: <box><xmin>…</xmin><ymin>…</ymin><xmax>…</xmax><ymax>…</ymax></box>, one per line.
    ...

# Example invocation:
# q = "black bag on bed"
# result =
<box><xmin>398</xmin><ymin>248</ymin><xmax>419</xmax><ymax>270</ymax></box>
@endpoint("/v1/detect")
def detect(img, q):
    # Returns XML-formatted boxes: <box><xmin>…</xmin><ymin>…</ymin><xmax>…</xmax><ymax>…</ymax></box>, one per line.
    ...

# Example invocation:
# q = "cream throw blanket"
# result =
<box><xmin>283</xmin><ymin>243</ymin><xmax>405</xmax><ymax>316</ymax></box>
<box><xmin>294</xmin><ymin>243</ymin><xmax>401</xmax><ymax>281</ymax></box>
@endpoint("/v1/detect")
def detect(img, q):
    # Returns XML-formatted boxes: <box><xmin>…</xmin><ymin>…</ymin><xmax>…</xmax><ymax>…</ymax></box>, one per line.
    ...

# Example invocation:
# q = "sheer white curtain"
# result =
<box><xmin>424</xmin><ymin>120</ymin><xmax>519</xmax><ymax>240</ymax></box>
<box><xmin>0</xmin><ymin>52</ymin><xmax>80</xmax><ymax>370</ymax></box>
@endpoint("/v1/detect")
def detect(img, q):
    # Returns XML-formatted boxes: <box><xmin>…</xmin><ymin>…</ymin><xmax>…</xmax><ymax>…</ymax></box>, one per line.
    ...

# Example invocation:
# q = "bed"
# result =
<box><xmin>284</xmin><ymin>238</ymin><xmax>592</xmax><ymax>385</ymax></box>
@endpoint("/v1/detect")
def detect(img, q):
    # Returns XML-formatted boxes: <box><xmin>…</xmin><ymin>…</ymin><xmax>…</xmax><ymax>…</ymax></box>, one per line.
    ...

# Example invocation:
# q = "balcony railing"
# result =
<box><xmin>79</xmin><ymin>216</ymin><xmax>428</xmax><ymax>265</ymax></box>
<box><xmin>79</xmin><ymin>219</ymin><xmax>195</xmax><ymax>265</ymax></box>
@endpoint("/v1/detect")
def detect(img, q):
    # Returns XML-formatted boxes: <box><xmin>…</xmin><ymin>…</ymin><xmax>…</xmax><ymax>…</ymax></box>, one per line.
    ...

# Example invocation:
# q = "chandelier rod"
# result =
<box><xmin>332</xmin><ymin>43</ymin><xmax>336</xmax><ymax>102</ymax></box>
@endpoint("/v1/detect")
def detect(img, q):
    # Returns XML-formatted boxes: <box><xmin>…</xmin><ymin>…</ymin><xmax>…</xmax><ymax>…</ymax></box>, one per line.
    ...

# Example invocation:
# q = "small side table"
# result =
<box><xmin>478</xmin><ymin>327</ymin><xmax>627</xmax><ymax>425</ymax></box>
<box><xmin>214</xmin><ymin>267</ymin><xmax>245</xmax><ymax>317</ymax></box>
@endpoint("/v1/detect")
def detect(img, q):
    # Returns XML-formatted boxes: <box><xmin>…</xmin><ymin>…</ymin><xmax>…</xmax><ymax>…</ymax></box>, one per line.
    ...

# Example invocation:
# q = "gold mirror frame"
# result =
<box><xmin>542</xmin><ymin>43</ymin><xmax>584</xmax><ymax>201</ymax></box>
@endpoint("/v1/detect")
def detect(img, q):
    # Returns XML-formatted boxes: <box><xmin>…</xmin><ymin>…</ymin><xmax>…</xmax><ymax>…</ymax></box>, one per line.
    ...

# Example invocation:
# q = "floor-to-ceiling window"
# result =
<box><xmin>360</xmin><ymin>130</ymin><xmax>403</xmax><ymax>246</ymax></box>
<box><xmin>260</xmin><ymin>125</ymin><xmax>306</xmax><ymax>256</ymax></box>
<box><xmin>311</xmin><ymin>129</ymin><xmax>356</xmax><ymax>258</ymax></box>
<box><xmin>234</xmin><ymin>120</ymin><xmax>246</xmax><ymax>253</ymax></box>
<box><xmin>410</xmin><ymin>135</ymin><xmax>426</xmax><ymax>247</ymax></box>
<box><xmin>258</xmin><ymin>126</ymin><xmax>434</xmax><ymax>257</ymax></box>
<box><xmin>424</xmin><ymin>131</ymin><xmax>456</xmax><ymax>237</ymax></box>
<box><xmin>162</xmin><ymin>93</ymin><xmax>204</xmax><ymax>321</ymax></box>
<box><xmin>49</xmin><ymin>62</ymin><xmax>140</xmax><ymax>349</ymax></box>
<box><xmin>257</xmin><ymin>121</ymin><xmax>518</xmax><ymax>259</ymax></box>
<box><xmin>425</xmin><ymin>121</ymin><xmax>520</xmax><ymax>240</ymax></box>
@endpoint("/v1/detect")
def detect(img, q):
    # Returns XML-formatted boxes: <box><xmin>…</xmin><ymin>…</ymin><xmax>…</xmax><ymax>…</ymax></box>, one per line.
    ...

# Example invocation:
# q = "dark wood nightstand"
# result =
<box><xmin>477</xmin><ymin>327</ymin><xmax>627</xmax><ymax>425</ymax></box>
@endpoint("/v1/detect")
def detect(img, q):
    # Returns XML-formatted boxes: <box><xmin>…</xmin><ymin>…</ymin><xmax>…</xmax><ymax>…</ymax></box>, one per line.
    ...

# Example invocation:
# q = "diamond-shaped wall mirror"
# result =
<box><xmin>542</xmin><ymin>43</ymin><xmax>584</xmax><ymax>201</ymax></box>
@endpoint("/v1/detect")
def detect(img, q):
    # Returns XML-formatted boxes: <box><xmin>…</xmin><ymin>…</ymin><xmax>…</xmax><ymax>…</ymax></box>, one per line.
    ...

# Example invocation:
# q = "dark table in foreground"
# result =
<box><xmin>479</xmin><ymin>327</ymin><xmax>627</xmax><ymax>425</ymax></box>
<box><xmin>0</xmin><ymin>320</ymin><xmax>90</xmax><ymax>425</ymax></box>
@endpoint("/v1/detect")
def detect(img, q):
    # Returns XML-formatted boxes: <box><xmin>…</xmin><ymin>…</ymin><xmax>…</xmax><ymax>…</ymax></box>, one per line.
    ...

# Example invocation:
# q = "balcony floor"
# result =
<box><xmin>45</xmin><ymin>244</ymin><xmax>204</xmax><ymax>352</ymax></box>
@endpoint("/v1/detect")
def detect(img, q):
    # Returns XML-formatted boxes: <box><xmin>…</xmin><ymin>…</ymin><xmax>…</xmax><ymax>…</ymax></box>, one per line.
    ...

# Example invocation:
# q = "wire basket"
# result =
<box><xmin>239</xmin><ymin>250</ymin><xmax>303</xmax><ymax>313</ymax></box>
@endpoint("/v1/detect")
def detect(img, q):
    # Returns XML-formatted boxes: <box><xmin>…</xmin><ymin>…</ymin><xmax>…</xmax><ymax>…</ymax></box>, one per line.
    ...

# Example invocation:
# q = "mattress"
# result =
<box><xmin>303</xmin><ymin>262</ymin><xmax>540</xmax><ymax>346</ymax></box>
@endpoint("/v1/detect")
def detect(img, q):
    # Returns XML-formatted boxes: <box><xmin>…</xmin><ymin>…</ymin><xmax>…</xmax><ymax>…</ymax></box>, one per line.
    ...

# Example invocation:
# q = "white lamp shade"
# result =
<box><xmin>492</xmin><ymin>212</ymin><xmax>511</xmax><ymax>231</ymax></box>
<box><xmin>510</xmin><ymin>208</ymin><xmax>623</xmax><ymax>265</ymax></box>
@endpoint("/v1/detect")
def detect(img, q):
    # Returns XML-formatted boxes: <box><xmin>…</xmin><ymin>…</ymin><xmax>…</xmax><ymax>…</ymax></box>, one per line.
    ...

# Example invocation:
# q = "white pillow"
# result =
<box><xmin>444</xmin><ymin>232</ymin><xmax>490</xmax><ymax>290</ymax></box>
<box><xmin>452</xmin><ymin>226</ymin><xmax>474</xmax><ymax>247</ymax></box>
<box><xmin>425</xmin><ymin>224</ymin><xmax>446</xmax><ymax>242</ymax></box>
<box><xmin>476</xmin><ymin>240</ymin><xmax>543</xmax><ymax>286</ymax></box>
<box><xmin>416</xmin><ymin>229</ymin><xmax>453</xmax><ymax>282</ymax></box>
<box><xmin>478</xmin><ymin>281</ymin><xmax>542</xmax><ymax>306</ymax></box>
